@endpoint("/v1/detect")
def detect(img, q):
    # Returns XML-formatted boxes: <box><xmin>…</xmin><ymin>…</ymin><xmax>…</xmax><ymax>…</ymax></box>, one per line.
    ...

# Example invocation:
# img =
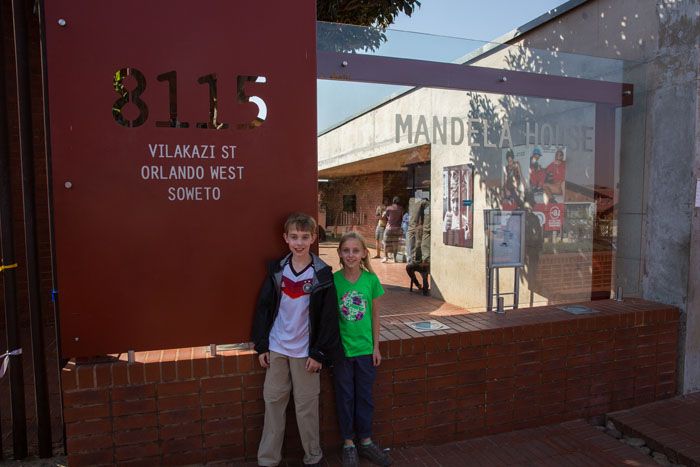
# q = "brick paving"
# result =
<box><xmin>14</xmin><ymin>404</ymin><xmax>696</xmax><ymax>467</ymax></box>
<box><xmin>608</xmin><ymin>391</ymin><xmax>700</xmax><ymax>466</ymax></box>
<box><xmin>318</xmin><ymin>242</ymin><xmax>468</xmax><ymax>320</ymax></box>
<box><xmin>319</xmin><ymin>241</ymin><xmax>414</xmax><ymax>288</ymax></box>
<box><xmin>230</xmin><ymin>419</ymin><xmax>656</xmax><ymax>466</ymax></box>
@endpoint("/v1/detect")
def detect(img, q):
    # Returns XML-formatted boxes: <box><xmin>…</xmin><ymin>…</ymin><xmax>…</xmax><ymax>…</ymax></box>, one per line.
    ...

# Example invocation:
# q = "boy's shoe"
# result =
<box><xmin>381</xmin><ymin>258</ymin><xmax>388</xmax><ymax>263</ymax></box>
<box><xmin>358</xmin><ymin>441</ymin><xmax>392</xmax><ymax>466</ymax></box>
<box><xmin>342</xmin><ymin>445</ymin><xmax>359</xmax><ymax>467</ymax></box>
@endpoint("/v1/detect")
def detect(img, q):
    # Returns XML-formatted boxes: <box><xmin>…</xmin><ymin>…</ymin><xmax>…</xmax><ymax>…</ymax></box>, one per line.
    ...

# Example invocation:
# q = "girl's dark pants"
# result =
<box><xmin>333</xmin><ymin>354</ymin><xmax>376</xmax><ymax>440</ymax></box>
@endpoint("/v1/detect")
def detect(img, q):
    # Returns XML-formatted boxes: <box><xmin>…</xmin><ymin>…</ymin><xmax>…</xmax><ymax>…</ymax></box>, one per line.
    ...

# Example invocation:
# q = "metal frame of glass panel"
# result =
<box><xmin>318</xmin><ymin>50</ymin><xmax>633</xmax><ymax>302</ymax></box>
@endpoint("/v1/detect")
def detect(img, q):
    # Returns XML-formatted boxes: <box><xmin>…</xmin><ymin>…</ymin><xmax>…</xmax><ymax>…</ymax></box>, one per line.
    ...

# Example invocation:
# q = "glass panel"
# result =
<box><xmin>318</xmin><ymin>82</ymin><xmax>412</xmax><ymax>134</ymax></box>
<box><xmin>317</xmin><ymin>23</ymin><xmax>646</xmax><ymax>309</ymax></box>
<box><xmin>317</xmin><ymin>21</ymin><xmax>637</xmax><ymax>78</ymax></box>
<box><xmin>317</xmin><ymin>21</ymin><xmax>645</xmax><ymax>136</ymax></box>
<box><xmin>317</xmin><ymin>21</ymin><xmax>485</xmax><ymax>62</ymax></box>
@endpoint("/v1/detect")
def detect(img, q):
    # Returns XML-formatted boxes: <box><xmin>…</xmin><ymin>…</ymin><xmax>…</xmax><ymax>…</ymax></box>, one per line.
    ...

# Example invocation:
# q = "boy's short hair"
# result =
<box><xmin>284</xmin><ymin>212</ymin><xmax>317</xmax><ymax>234</ymax></box>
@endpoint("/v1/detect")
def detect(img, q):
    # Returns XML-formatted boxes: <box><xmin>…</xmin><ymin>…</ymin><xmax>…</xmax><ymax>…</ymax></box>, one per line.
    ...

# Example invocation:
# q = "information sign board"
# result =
<box><xmin>485</xmin><ymin>210</ymin><xmax>525</xmax><ymax>267</ymax></box>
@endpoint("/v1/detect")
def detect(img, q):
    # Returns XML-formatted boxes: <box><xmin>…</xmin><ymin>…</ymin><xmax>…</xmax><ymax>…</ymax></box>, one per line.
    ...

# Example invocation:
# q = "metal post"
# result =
<box><xmin>496</xmin><ymin>296</ymin><xmax>505</xmax><ymax>314</ymax></box>
<box><xmin>486</xmin><ymin>267</ymin><xmax>493</xmax><ymax>312</ymax></box>
<box><xmin>127</xmin><ymin>350</ymin><xmax>135</xmax><ymax>364</ymax></box>
<box><xmin>513</xmin><ymin>267</ymin><xmax>520</xmax><ymax>309</ymax></box>
<box><xmin>36</xmin><ymin>0</ymin><xmax>65</xmax><ymax>410</ymax></box>
<box><xmin>615</xmin><ymin>286</ymin><xmax>623</xmax><ymax>302</ymax></box>
<box><xmin>210</xmin><ymin>344</ymin><xmax>217</xmax><ymax>356</ymax></box>
<box><xmin>495</xmin><ymin>267</ymin><xmax>500</xmax><ymax>304</ymax></box>
<box><xmin>0</xmin><ymin>1</ymin><xmax>28</xmax><ymax>458</ymax></box>
<box><xmin>12</xmin><ymin>0</ymin><xmax>52</xmax><ymax>456</ymax></box>
<box><xmin>592</xmin><ymin>104</ymin><xmax>617</xmax><ymax>300</ymax></box>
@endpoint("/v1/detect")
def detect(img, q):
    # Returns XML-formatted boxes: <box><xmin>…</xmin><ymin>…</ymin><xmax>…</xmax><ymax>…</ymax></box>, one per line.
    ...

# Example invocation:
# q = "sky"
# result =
<box><xmin>390</xmin><ymin>0</ymin><xmax>568</xmax><ymax>41</ymax></box>
<box><xmin>318</xmin><ymin>0</ymin><xmax>568</xmax><ymax>133</ymax></box>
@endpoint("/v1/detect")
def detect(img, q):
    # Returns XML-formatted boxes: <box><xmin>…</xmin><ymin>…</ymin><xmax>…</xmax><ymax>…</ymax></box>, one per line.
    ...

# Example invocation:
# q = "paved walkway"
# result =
<box><xmin>231</xmin><ymin>419</ymin><xmax>655</xmax><ymax>466</ymax></box>
<box><xmin>608</xmin><ymin>392</ymin><xmax>700</xmax><ymax>467</ymax></box>
<box><xmin>6</xmin><ymin>380</ymin><xmax>698</xmax><ymax>467</ymax></box>
<box><xmin>318</xmin><ymin>242</ymin><xmax>469</xmax><ymax>320</ymax></box>
<box><xmin>1</xmin><ymin>412</ymin><xmax>678</xmax><ymax>466</ymax></box>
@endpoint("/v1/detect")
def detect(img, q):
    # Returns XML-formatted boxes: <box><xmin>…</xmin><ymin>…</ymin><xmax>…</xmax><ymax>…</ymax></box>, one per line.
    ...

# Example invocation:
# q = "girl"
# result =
<box><xmin>333</xmin><ymin>232</ymin><xmax>392</xmax><ymax>467</ymax></box>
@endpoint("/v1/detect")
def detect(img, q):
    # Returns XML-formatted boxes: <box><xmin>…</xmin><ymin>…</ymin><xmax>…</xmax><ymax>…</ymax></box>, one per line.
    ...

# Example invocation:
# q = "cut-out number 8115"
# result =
<box><xmin>111</xmin><ymin>67</ymin><xmax>267</xmax><ymax>130</ymax></box>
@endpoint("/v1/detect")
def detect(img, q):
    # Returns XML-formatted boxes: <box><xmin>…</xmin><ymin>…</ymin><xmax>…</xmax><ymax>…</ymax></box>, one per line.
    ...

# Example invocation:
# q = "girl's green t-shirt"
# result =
<box><xmin>333</xmin><ymin>270</ymin><xmax>385</xmax><ymax>357</ymax></box>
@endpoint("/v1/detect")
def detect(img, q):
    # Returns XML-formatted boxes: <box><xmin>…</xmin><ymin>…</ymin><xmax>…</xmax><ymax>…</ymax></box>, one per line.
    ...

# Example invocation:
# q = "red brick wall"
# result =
<box><xmin>1</xmin><ymin>5</ymin><xmax>64</xmax><ymax>457</ymax></box>
<box><xmin>61</xmin><ymin>300</ymin><xmax>678</xmax><ymax>465</ymax></box>
<box><xmin>535</xmin><ymin>251</ymin><xmax>615</xmax><ymax>302</ymax></box>
<box><xmin>321</xmin><ymin>171</ymin><xmax>408</xmax><ymax>248</ymax></box>
<box><xmin>383</xmin><ymin>172</ymin><xmax>408</xmax><ymax>208</ymax></box>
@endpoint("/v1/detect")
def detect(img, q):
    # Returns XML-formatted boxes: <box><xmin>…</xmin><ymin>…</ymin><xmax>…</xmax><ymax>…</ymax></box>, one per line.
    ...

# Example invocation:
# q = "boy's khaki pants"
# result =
<box><xmin>258</xmin><ymin>351</ymin><xmax>322</xmax><ymax>466</ymax></box>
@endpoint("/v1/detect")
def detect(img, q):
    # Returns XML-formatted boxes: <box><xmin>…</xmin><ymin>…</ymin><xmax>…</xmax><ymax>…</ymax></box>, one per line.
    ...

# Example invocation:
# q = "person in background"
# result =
<box><xmin>400</xmin><ymin>210</ymin><xmax>410</xmax><ymax>262</ymax></box>
<box><xmin>373</xmin><ymin>198</ymin><xmax>388</xmax><ymax>259</ymax></box>
<box><xmin>401</xmin><ymin>211</ymin><xmax>409</xmax><ymax>241</ymax></box>
<box><xmin>381</xmin><ymin>196</ymin><xmax>404</xmax><ymax>263</ymax></box>
<box><xmin>529</xmin><ymin>147</ymin><xmax>545</xmax><ymax>203</ymax></box>
<box><xmin>406</xmin><ymin>197</ymin><xmax>431</xmax><ymax>295</ymax></box>
<box><xmin>503</xmin><ymin>149</ymin><xmax>522</xmax><ymax>206</ymax></box>
<box><xmin>544</xmin><ymin>148</ymin><xmax>566</xmax><ymax>201</ymax></box>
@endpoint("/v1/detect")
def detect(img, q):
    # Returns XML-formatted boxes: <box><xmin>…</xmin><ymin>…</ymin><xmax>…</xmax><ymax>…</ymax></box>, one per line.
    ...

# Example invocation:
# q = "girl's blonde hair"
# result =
<box><xmin>338</xmin><ymin>231</ymin><xmax>375</xmax><ymax>274</ymax></box>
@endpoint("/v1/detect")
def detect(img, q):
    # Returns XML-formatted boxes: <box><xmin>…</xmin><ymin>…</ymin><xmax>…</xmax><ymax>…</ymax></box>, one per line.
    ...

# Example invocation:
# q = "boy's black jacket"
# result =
<box><xmin>251</xmin><ymin>253</ymin><xmax>341</xmax><ymax>366</ymax></box>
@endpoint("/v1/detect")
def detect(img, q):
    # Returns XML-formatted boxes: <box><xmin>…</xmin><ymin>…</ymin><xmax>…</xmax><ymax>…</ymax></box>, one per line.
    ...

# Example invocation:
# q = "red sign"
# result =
<box><xmin>44</xmin><ymin>1</ymin><xmax>317</xmax><ymax>356</ymax></box>
<box><xmin>535</xmin><ymin>203</ymin><xmax>565</xmax><ymax>231</ymax></box>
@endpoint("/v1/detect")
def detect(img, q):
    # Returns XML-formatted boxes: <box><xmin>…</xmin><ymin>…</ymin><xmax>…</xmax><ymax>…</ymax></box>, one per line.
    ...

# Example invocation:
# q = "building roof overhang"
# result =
<box><xmin>318</xmin><ymin>144</ymin><xmax>430</xmax><ymax>179</ymax></box>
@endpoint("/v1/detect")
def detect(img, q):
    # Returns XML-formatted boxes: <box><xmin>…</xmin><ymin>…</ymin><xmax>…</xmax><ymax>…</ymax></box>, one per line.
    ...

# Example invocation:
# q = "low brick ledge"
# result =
<box><xmin>61</xmin><ymin>299</ymin><xmax>679</xmax><ymax>465</ymax></box>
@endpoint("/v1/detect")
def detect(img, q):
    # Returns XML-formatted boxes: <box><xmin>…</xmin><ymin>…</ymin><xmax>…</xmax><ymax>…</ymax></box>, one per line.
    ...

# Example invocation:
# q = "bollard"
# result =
<box><xmin>127</xmin><ymin>350</ymin><xmax>135</xmax><ymax>363</ymax></box>
<box><xmin>496</xmin><ymin>296</ymin><xmax>505</xmax><ymax>314</ymax></box>
<box><xmin>615</xmin><ymin>286</ymin><xmax>624</xmax><ymax>302</ymax></box>
<box><xmin>210</xmin><ymin>344</ymin><xmax>218</xmax><ymax>356</ymax></box>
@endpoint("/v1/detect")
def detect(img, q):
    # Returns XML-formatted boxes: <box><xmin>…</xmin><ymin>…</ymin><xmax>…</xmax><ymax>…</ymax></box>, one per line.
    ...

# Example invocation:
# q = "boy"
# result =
<box><xmin>252</xmin><ymin>212</ymin><xmax>340</xmax><ymax>467</ymax></box>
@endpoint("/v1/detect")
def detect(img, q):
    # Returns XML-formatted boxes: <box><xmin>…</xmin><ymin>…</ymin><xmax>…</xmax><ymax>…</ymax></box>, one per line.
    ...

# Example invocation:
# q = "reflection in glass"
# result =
<box><xmin>112</xmin><ymin>67</ymin><xmax>148</xmax><ymax>128</ymax></box>
<box><xmin>197</xmin><ymin>73</ymin><xmax>229</xmax><ymax>130</ymax></box>
<box><xmin>155</xmin><ymin>71</ymin><xmax>189</xmax><ymax>128</ymax></box>
<box><xmin>318</xmin><ymin>23</ymin><xmax>646</xmax><ymax>309</ymax></box>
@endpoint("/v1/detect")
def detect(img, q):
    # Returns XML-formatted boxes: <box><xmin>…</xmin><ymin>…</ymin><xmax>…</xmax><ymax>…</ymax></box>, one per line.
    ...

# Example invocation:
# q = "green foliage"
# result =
<box><xmin>317</xmin><ymin>0</ymin><xmax>421</xmax><ymax>52</ymax></box>
<box><xmin>317</xmin><ymin>0</ymin><xmax>421</xmax><ymax>28</ymax></box>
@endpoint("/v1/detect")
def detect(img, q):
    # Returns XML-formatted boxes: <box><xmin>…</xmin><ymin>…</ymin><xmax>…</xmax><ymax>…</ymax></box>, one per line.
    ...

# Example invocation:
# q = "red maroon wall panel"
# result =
<box><xmin>43</xmin><ymin>1</ymin><xmax>318</xmax><ymax>356</ymax></box>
